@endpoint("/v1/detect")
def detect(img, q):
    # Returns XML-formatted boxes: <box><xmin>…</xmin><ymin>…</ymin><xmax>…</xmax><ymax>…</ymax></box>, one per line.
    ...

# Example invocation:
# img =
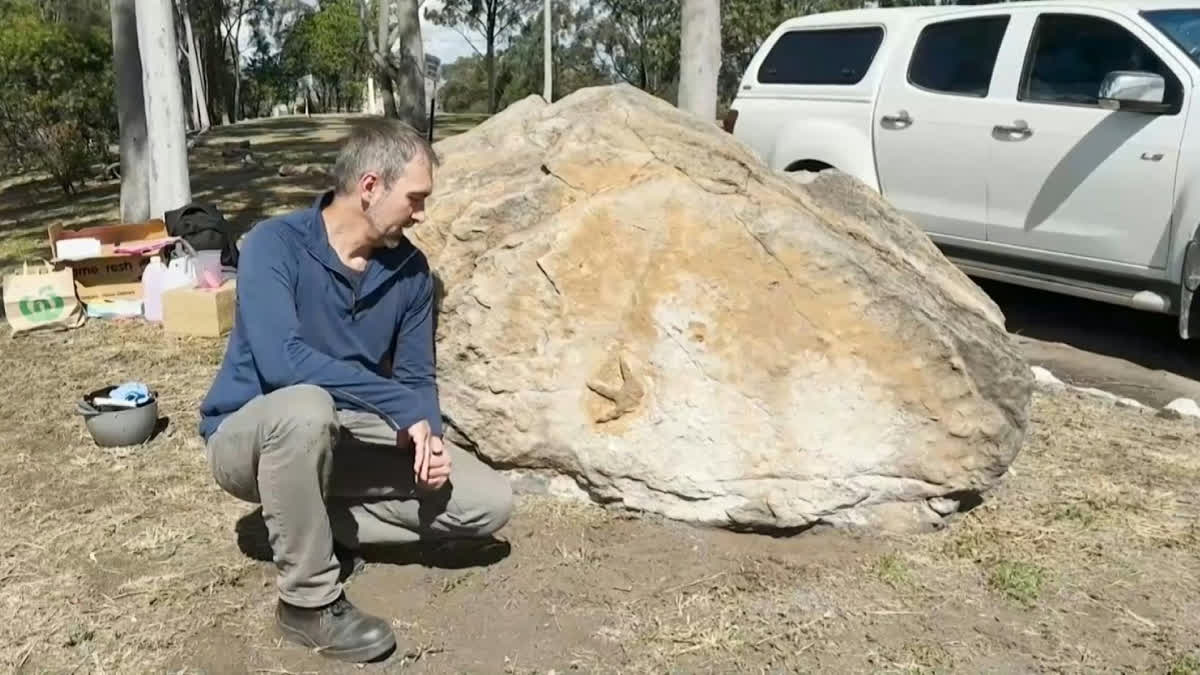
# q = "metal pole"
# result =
<box><xmin>428</xmin><ymin>89</ymin><xmax>436</xmax><ymax>143</ymax></box>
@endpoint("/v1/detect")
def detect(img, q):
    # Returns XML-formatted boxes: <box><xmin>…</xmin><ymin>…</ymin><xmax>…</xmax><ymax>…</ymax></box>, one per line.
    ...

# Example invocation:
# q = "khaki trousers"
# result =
<box><xmin>204</xmin><ymin>385</ymin><xmax>513</xmax><ymax>607</ymax></box>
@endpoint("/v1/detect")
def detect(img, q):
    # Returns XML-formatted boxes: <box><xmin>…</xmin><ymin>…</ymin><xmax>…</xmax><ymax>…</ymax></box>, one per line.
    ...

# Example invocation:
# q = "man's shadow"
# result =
<box><xmin>235</xmin><ymin>506</ymin><xmax>511</xmax><ymax>579</ymax></box>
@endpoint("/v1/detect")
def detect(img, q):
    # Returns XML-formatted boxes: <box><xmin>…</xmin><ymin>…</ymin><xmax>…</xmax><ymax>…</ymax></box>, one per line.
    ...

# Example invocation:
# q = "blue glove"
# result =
<box><xmin>111</xmin><ymin>382</ymin><xmax>151</xmax><ymax>405</ymax></box>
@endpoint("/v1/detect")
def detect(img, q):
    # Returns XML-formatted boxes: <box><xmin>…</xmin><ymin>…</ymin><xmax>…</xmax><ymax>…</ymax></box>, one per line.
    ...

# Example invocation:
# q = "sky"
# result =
<box><xmin>420</xmin><ymin>0</ymin><xmax>483</xmax><ymax>66</ymax></box>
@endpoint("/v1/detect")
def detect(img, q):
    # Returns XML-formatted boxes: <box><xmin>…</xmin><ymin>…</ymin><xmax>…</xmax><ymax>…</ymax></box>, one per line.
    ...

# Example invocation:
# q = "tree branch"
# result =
<box><xmin>495</xmin><ymin>9</ymin><xmax>524</xmax><ymax>37</ymax></box>
<box><xmin>605</xmin><ymin>51</ymin><xmax>635</xmax><ymax>86</ymax></box>
<box><xmin>449</xmin><ymin>24</ymin><xmax>485</xmax><ymax>56</ymax></box>
<box><xmin>463</xmin><ymin>9</ymin><xmax>487</xmax><ymax>35</ymax></box>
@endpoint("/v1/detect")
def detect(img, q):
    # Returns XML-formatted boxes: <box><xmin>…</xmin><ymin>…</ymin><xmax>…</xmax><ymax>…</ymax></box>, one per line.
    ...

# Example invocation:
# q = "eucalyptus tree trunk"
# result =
<box><xmin>178</xmin><ymin>0</ymin><xmax>210</xmax><ymax>131</ymax></box>
<box><xmin>543</xmin><ymin>0</ymin><xmax>552</xmax><ymax>101</ymax></box>
<box><xmin>678</xmin><ymin>0</ymin><xmax>720</xmax><ymax>121</ymax></box>
<box><xmin>394</xmin><ymin>0</ymin><xmax>427</xmax><ymax>129</ymax></box>
<box><xmin>135</xmin><ymin>0</ymin><xmax>192</xmax><ymax>217</ymax></box>
<box><xmin>110</xmin><ymin>0</ymin><xmax>150</xmax><ymax>223</ymax></box>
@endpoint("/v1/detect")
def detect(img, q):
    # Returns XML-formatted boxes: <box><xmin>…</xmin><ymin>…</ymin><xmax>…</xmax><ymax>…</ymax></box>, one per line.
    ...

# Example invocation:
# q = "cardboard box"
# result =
<box><xmin>48</xmin><ymin>220</ymin><xmax>170</xmax><ymax>302</ymax></box>
<box><xmin>162</xmin><ymin>279</ymin><xmax>237</xmax><ymax>338</ymax></box>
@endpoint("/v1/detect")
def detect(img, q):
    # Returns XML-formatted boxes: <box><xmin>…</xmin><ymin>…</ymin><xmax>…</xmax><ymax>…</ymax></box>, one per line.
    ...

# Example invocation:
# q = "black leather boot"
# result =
<box><xmin>276</xmin><ymin>594</ymin><xmax>395</xmax><ymax>663</ymax></box>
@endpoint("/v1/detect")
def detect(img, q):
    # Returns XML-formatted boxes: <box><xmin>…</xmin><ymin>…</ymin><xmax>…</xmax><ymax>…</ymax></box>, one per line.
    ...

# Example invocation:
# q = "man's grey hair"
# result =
<box><xmin>332</xmin><ymin>118</ymin><xmax>440</xmax><ymax>195</ymax></box>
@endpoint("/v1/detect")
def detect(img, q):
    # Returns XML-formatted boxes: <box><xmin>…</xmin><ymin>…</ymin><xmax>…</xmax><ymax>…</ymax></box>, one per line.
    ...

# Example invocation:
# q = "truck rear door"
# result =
<box><xmin>874</xmin><ymin>10</ymin><xmax>1017</xmax><ymax>242</ymax></box>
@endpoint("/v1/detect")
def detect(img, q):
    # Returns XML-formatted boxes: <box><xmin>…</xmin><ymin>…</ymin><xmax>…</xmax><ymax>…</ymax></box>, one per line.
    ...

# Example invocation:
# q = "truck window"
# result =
<box><xmin>757</xmin><ymin>27</ymin><xmax>884</xmax><ymax>85</ymax></box>
<box><xmin>1144</xmin><ymin>9</ymin><xmax>1200</xmax><ymax>67</ymax></box>
<box><xmin>908</xmin><ymin>16</ymin><xmax>1010</xmax><ymax>97</ymax></box>
<box><xmin>1020</xmin><ymin>14</ymin><xmax>1181</xmax><ymax>111</ymax></box>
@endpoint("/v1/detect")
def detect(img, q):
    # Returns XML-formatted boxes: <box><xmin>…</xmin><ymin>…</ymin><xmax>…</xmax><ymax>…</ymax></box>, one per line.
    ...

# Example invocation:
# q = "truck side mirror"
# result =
<box><xmin>1099</xmin><ymin>70</ymin><xmax>1170</xmax><ymax>114</ymax></box>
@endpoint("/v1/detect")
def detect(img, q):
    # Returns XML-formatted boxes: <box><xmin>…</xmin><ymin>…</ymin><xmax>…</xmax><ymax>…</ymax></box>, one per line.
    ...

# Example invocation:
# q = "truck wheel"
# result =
<box><xmin>1179</xmin><ymin>241</ymin><xmax>1200</xmax><ymax>339</ymax></box>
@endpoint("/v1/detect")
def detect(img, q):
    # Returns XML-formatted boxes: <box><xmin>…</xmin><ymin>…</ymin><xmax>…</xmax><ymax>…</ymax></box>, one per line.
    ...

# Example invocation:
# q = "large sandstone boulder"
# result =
<box><xmin>416</xmin><ymin>84</ymin><xmax>1032</xmax><ymax>532</ymax></box>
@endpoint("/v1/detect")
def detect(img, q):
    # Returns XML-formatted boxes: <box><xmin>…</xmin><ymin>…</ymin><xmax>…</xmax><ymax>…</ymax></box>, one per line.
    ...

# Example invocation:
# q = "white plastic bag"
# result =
<box><xmin>165</xmin><ymin>239</ymin><xmax>199</xmax><ymax>291</ymax></box>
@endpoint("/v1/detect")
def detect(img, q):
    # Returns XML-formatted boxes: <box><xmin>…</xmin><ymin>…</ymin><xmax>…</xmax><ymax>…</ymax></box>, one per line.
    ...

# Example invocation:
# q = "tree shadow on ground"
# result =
<box><xmin>0</xmin><ymin>114</ymin><xmax>486</xmax><ymax>275</ymax></box>
<box><xmin>205</xmin><ymin>118</ymin><xmax>333</xmax><ymax>136</ymax></box>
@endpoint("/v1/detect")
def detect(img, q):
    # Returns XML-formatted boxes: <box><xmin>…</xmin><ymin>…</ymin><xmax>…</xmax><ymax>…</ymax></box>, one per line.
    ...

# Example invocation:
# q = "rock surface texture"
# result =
<box><xmin>416</xmin><ymin>85</ymin><xmax>1032</xmax><ymax>532</ymax></box>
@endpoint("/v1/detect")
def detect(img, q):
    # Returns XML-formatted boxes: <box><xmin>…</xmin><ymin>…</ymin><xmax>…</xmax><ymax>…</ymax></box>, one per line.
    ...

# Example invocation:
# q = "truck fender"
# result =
<box><xmin>769</xmin><ymin>118</ymin><xmax>880</xmax><ymax>192</ymax></box>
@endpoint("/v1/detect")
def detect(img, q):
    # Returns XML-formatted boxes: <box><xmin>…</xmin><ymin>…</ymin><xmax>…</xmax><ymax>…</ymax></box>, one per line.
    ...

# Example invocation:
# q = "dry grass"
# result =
<box><xmin>3</xmin><ymin>319</ymin><xmax>1199</xmax><ymax>674</ymax></box>
<box><xmin>1</xmin><ymin>116</ymin><xmax>1199</xmax><ymax>673</ymax></box>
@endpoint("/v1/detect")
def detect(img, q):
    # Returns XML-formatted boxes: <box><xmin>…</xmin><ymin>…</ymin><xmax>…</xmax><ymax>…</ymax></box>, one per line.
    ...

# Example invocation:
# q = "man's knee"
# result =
<box><xmin>207</xmin><ymin>385</ymin><xmax>338</xmax><ymax>502</ymax></box>
<box><xmin>262</xmin><ymin>385</ymin><xmax>339</xmax><ymax>453</ymax></box>
<box><xmin>453</xmin><ymin>470</ymin><xmax>514</xmax><ymax>537</ymax></box>
<box><xmin>478</xmin><ymin>476</ymin><xmax>514</xmax><ymax>536</ymax></box>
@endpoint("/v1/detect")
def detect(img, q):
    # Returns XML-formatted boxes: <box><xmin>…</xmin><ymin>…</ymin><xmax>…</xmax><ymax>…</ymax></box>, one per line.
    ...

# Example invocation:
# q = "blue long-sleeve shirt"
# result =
<box><xmin>198</xmin><ymin>191</ymin><xmax>442</xmax><ymax>440</ymax></box>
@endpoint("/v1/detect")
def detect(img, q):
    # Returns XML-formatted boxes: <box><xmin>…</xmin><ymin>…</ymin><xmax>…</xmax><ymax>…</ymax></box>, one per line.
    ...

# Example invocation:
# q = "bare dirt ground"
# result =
<box><xmin>2</xmin><ymin>116</ymin><xmax>1200</xmax><ymax>674</ymax></box>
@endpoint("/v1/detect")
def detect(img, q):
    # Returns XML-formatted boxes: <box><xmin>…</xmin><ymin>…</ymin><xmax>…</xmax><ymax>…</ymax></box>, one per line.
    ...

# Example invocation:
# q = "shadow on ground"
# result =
<box><xmin>977</xmin><ymin>279</ymin><xmax>1200</xmax><ymax>382</ymax></box>
<box><xmin>235</xmin><ymin>506</ymin><xmax>512</xmax><ymax>575</ymax></box>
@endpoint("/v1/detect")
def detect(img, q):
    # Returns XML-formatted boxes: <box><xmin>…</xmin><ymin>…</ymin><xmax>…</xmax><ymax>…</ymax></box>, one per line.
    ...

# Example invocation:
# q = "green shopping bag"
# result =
<box><xmin>2</xmin><ymin>260</ymin><xmax>87</xmax><ymax>336</ymax></box>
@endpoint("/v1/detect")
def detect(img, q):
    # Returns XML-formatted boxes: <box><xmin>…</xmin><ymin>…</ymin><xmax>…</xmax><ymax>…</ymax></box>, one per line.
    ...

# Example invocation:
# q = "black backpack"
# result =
<box><xmin>164</xmin><ymin>202</ymin><xmax>240</xmax><ymax>268</ymax></box>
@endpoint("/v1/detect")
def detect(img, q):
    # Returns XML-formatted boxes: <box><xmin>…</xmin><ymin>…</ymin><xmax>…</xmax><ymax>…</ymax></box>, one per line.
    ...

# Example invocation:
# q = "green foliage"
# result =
<box><xmin>987</xmin><ymin>560</ymin><xmax>1046</xmax><ymax>606</ymax></box>
<box><xmin>594</xmin><ymin>0</ymin><xmax>680</xmax><ymax>101</ymax></box>
<box><xmin>426</xmin><ymin>0</ymin><xmax>540</xmax><ymax>50</ymax></box>
<box><xmin>236</xmin><ymin>0</ymin><xmax>312</xmax><ymax>118</ymax></box>
<box><xmin>243</xmin><ymin>52</ymin><xmax>298</xmax><ymax>118</ymax></box>
<box><xmin>439</xmin><ymin>1</ymin><xmax>612</xmax><ymax>113</ymax></box>
<box><xmin>0</xmin><ymin>0</ymin><xmax>114</xmax><ymax>191</ymax></box>
<box><xmin>435</xmin><ymin>0</ymin><xmax>939</xmax><ymax>112</ymax></box>
<box><xmin>1167</xmin><ymin>654</ymin><xmax>1200</xmax><ymax>675</ymax></box>
<box><xmin>301</xmin><ymin>0</ymin><xmax>366</xmax><ymax>84</ymax></box>
<box><xmin>440</xmin><ymin>55</ymin><xmax>491</xmax><ymax>114</ymax></box>
<box><xmin>281</xmin><ymin>0</ymin><xmax>368</xmax><ymax>112</ymax></box>
<box><xmin>496</xmin><ymin>2</ymin><xmax>612</xmax><ymax>107</ymax></box>
<box><xmin>427</xmin><ymin>0</ymin><xmax>541</xmax><ymax>112</ymax></box>
<box><xmin>873</xmin><ymin>553</ymin><xmax>913</xmax><ymax>589</ymax></box>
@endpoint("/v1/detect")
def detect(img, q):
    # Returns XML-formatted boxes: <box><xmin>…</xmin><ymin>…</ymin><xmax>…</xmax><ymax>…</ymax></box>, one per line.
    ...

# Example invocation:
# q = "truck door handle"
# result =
<box><xmin>993</xmin><ymin>120</ymin><xmax>1033</xmax><ymax>140</ymax></box>
<box><xmin>880</xmin><ymin>110</ymin><xmax>912</xmax><ymax>129</ymax></box>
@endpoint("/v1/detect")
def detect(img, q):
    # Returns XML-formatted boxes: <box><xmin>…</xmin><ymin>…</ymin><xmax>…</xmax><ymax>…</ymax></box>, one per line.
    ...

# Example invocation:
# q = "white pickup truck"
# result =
<box><xmin>726</xmin><ymin>1</ymin><xmax>1200</xmax><ymax>338</ymax></box>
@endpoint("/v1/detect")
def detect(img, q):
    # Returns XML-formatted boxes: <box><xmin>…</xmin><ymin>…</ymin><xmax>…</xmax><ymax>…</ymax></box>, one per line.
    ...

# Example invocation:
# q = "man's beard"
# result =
<box><xmin>366</xmin><ymin>203</ymin><xmax>408</xmax><ymax>249</ymax></box>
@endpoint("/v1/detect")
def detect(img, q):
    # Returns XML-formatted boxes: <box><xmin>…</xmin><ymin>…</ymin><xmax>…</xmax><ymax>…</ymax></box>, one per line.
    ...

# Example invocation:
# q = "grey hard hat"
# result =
<box><xmin>77</xmin><ymin>387</ymin><xmax>159</xmax><ymax>448</ymax></box>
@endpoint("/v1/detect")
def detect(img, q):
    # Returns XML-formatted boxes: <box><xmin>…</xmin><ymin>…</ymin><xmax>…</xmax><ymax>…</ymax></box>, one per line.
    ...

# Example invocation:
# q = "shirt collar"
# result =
<box><xmin>306</xmin><ymin>189</ymin><xmax>419</xmax><ymax>287</ymax></box>
<box><xmin>306</xmin><ymin>190</ymin><xmax>338</xmax><ymax>261</ymax></box>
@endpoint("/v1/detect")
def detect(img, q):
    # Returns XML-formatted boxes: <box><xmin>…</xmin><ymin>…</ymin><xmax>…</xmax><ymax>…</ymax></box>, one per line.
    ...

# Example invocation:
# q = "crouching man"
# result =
<box><xmin>197</xmin><ymin>119</ymin><xmax>513</xmax><ymax>663</ymax></box>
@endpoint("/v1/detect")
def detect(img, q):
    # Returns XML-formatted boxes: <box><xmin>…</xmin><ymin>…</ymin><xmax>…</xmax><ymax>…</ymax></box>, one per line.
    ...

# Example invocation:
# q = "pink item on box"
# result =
<box><xmin>195</xmin><ymin>250</ymin><xmax>222</xmax><ymax>289</ymax></box>
<box><xmin>114</xmin><ymin>237</ymin><xmax>179</xmax><ymax>255</ymax></box>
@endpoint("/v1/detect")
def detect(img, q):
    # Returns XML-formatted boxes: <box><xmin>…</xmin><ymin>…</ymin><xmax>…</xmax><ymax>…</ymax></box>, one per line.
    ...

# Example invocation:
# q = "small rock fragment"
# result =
<box><xmin>1116</xmin><ymin>397</ymin><xmax>1146</xmax><ymax>410</ymax></box>
<box><xmin>928</xmin><ymin>497</ymin><xmax>960</xmax><ymax>516</ymax></box>
<box><xmin>1030</xmin><ymin>366</ymin><xmax>1066</xmax><ymax>391</ymax></box>
<box><xmin>1075</xmin><ymin>387</ymin><xmax>1120</xmax><ymax>403</ymax></box>
<box><xmin>1163</xmin><ymin>398</ymin><xmax>1200</xmax><ymax>419</ymax></box>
